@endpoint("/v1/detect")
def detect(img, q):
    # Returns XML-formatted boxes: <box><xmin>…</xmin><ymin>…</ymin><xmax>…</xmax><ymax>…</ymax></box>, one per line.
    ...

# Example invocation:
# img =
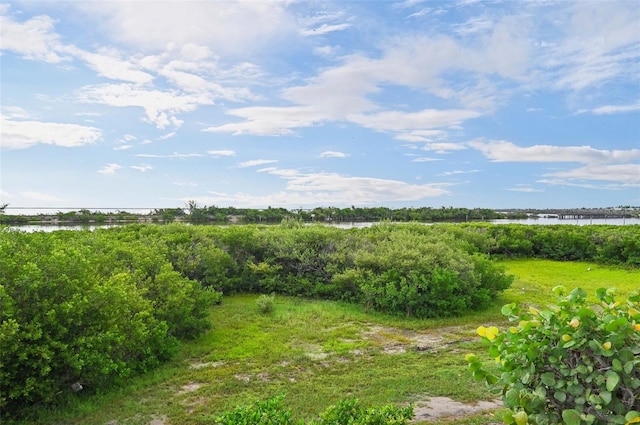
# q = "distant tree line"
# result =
<box><xmin>0</xmin><ymin>203</ymin><xmax>522</xmax><ymax>225</ymax></box>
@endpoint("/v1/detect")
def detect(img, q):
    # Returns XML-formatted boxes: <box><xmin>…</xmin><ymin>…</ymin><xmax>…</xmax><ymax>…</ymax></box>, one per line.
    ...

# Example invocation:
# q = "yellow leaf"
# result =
<box><xmin>568</xmin><ymin>318</ymin><xmax>580</xmax><ymax>328</ymax></box>
<box><xmin>477</xmin><ymin>326</ymin><xmax>487</xmax><ymax>337</ymax></box>
<box><xmin>603</xmin><ymin>341</ymin><xmax>612</xmax><ymax>350</ymax></box>
<box><xmin>486</xmin><ymin>326</ymin><xmax>499</xmax><ymax>341</ymax></box>
<box><xmin>528</xmin><ymin>306</ymin><xmax>540</xmax><ymax>315</ymax></box>
<box><xmin>562</xmin><ymin>334</ymin><xmax>571</xmax><ymax>342</ymax></box>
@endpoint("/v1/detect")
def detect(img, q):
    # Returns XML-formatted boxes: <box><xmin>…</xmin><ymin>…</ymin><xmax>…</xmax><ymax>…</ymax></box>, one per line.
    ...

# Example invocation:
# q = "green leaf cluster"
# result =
<box><xmin>467</xmin><ymin>287</ymin><xmax>640</xmax><ymax>424</ymax></box>
<box><xmin>215</xmin><ymin>395</ymin><xmax>414</xmax><ymax>425</ymax></box>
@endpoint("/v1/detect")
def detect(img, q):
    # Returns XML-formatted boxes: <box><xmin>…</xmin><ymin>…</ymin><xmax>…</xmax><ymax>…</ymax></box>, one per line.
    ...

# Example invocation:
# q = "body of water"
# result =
<box><xmin>5</xmin><ymin>217</ymin><xmax>640</xmax><ymax>232</ymax></box>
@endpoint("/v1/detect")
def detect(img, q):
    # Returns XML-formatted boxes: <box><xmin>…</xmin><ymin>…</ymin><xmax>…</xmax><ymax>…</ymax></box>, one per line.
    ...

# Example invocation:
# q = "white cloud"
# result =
<box><xmin>421</xmin><ymin>143</ymin><xmax>467</xmax><ymax>154</ymax></box>
<box><xmin>0</xmin><ymin>188</ymin><xmax>13</xmax><ymax>200</ymax></box>
<box><xmin>302</xmin><ymin>23</ymin><xmax>351</xmax><ymax>36</ymax></box>
<box><xmin>438</xmin><ymin>169</ymin><xmax>481</xmax><ymax>176</ymax></box>
<box><xmin>0</xmin><ymin>10</ymin><xmax>65</xmax><ymax>63</ymax></box>
<box><xmin>411</xmin><ymin>157</ymin><xmax>442</xmax><ymax>162</ymax></box>
<box><xmin>0</xmin><ymin>115</ymin><xmax>101</xmax><ymax>149</ymax></box>
<box><xmin>75</xmin><ymin>112</ymin><xmax>102</xmax><ymax>117</ymax></box>
<box><xmin>68</xmin><ymin>47</ymin><xmax>154</xmax><ymax>84</ymax></box>
<box><xmin>319</xmin><ymin>151</ymin><xmax>349</xmax><ymax>158</ymax></box>
<box><xmin>469</xmin><ymin>140</ymin><xmax>640</xmax><ymax>163</ymax></box>
<box><xmin>394</xmin><ymin>129</ymin><xmax>448</xmax><ymax>143</ymax></box>
<box><xmin>454</xmin><ymin>17</ymin><xmax>494</xmax><ymax>35</ymax></box>
<box><xmin>70</xmin><ymin>1</ymin><xmax>296</xmax><ymax>55</ymax></box>
<box><xmin>237</xmin><ymin>159</ymin><xmax>279</xmax><ymax>168</ymax></box>
<box><xmin>130</xmin><ymin>164</ymin><xmax>153</xmax><ymax>172</ymax></box>
<box><xmin>543</xmin><ymin>163</ymin><xmax>640</xmax><ymax>186</ymax></box>
<box><xmin>349</xmin><ymin>109</ymin><xmax>481</xmax><ymax>132</ymax></box>
<box><xmin>591</xmin><ymin>103</ymin><xmax>640</xmax><ymax>115</ymax></box>
<box><xmin>314</xmin><ymin>45</ymin><xmax>340</xmax><ymax>58</ymax></box>
<box><xmin>21</xmin><ymin>191</ymin><xmax>66</xmax><ymax>202</ymax></box>
<box><xmin>77</xmin><ymin>83</ymin><xmax>213</xmax><ymax>129</ymax></box>
<box><xmin>1</xmin><ymin>106</ymin><xmax>31</xmax><ymax>119</ymax></box>
<box><xmin>115</xmin><ymin>134</ymin><xmax>136</xmax><ymax>144</ymax></box>
<box><xmin>114</xmin><ymin>145</ymin><xmax>133</xmax><ymax>151</ymax></box>
<box><xmin>159</xmin><ymin>132</ymin><xmax>176</xmax><ymax>140</ymax></box>
<box><xmin>208</xmin><ymin>150</ymin><xmax>236</xmax><ymax>158</ymax></box>
<box><xmin>205</xmin><ymin>17</ymin><xmax>532</xmax><ymax>138</ymax></box>
<box><xmin>98</xmin><ymin>163</ymin><xmax>121</xmax><ymax>174</ymax></box>
<box><xmin>506</xmin><ymin>186</ymin><xmax>543</xmax><ymax>193</ymax></box>
<box><xmin>188</xmin><ymin>167</ymin><xmax>451</xmax><ymax>208</ymax></box>
<box><xmin>541</xmin><ymin>1</ymin><xmax>640</xmax><ymax>92</ymax></box>
<box><xmin>136</xmin><ymin>152</ymin><xmax>202</xmax><ymax>158</ymax></box>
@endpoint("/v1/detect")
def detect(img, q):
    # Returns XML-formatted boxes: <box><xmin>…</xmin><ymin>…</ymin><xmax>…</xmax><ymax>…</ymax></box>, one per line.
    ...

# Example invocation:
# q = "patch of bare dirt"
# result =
<box><xmin>189</xmin><ymin>360</ymin><xmax>225</xmax><ymax>370</ymax></box>
<box><xmin>234</xmin><ymin>373</ymin><xmax>251</xmax><ymax>382</ymax></box>
<box><xmin>359</xmin><ymin>324</ymin><xmax>472</xmax><ymax>355</ymax></box>
<box><xmin>147</xmin><ymin>415</ymin><xmax>169</xmax><ymax>425</ymax></box>
<box><xmin>176</xmin><ymin>382</ymin><xmax>203</xmax><ymax>395</ymax></box>
<box><xmin>411</xmin><ymin>396</ymin><xmax>502</xmax><ymax>423</ymax></box>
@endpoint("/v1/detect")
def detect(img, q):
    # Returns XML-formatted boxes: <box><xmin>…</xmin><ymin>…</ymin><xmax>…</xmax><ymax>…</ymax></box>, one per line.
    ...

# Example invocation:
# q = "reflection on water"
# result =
<box><xmin>5</xmin><ymin>224</ymin><xmax>121</xmax><ymax>233</ymax></box>
<box><xmin>489</xmin><ymin>217</ymin><xmax>640</xmax><ymax>226</ymax></box>
<box><xmin>5</xmin><ymin>217</ymin><xmax>640</xmax><ymax>232</ymax></box>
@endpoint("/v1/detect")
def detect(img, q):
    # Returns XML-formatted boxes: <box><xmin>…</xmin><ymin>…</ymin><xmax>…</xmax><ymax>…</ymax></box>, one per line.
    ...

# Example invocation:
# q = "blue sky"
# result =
<box><xmin>1</xmin><ymin>0</ymin><xmax>639</xmax><ymax>212</ymax></box>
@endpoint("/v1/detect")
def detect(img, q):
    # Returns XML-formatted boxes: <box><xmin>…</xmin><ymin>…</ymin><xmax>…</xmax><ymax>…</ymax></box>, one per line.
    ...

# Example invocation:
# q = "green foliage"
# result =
<box><xmin>256</xmin><ymin>293</ymin><xmax>276</xmax><ymax>314</ymax></box>
<box><xmin>216</xmin><ymin>394</ymin><xmax>297</xmax><ymax>425</ymax></box>
<box><xmin>336</xmin><ymin>226</ymin><xmax>513</xmax><ymax>317</ymax></box>
<box><xmin>477</xmin><ymin>224</ymin><xmax>640</xmax><ymax>266</ymax></box>
<box><xmin>313</xmin><ymin>398</ymin><xmax>414</xmax><ymax>425</ymax></box>
<box><xmin>467</xmin><ymin>287</ymin><xmax>640</xmax><ymax>424</ymax></box>
<box><xmin>0</xmin><ymin>229</ymin><xmax>220</xmax><ymax>418</ymax></box>
<box><xmin>215</xmin><ymin>395</ymin><xmax>414</xmax><ymax>425</ymax></box>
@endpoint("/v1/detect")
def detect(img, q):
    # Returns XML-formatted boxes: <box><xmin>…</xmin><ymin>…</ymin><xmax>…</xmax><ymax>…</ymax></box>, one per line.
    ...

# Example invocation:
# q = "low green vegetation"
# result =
<box><xmin>215</xmin><ymin>395</ymin><xmax>414</xmax><ymax>425</ymax></box>
<box><xmin>468</xmin><ymin>288</ymin><xmax>640</xmax><ymax>424</ymax></box>
<box><xmin>500</xmin><ymin>259</ymin><xmax>639</xmax><ymax>308</ymax></box>
<box><xmin>1</xmin><ymin>223</ymin><xmax>639</xmax><ymax>424</ymax></box>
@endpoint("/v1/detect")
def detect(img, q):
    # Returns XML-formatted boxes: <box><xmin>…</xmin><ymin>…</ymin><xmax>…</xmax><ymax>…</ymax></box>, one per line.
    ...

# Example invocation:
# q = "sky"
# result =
<box><xmin>1</xmin><ymin>0</ymin><xmax>639</xmax><ymax>213</ymax></box>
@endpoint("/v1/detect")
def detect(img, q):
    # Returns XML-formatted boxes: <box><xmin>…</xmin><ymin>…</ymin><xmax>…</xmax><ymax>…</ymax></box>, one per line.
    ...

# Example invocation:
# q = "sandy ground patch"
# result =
<box><xmin>412</xmin><ymin>396</ymin><xmax>502</xmax><ymax>422</ymax></box>
<box><xmin>177</xmin><ymin>382</ymin><xmax>203</xmax><ymax>395</ymax></box>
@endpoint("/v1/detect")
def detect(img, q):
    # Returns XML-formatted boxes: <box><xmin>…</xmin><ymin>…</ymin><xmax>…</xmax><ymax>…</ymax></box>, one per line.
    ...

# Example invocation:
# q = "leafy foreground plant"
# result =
<box><xmin>467</xmin><ymin>287</ymin><xmax>640</xmax><ymax>425</ymax></box>
<box><xmin>215</xmin><ymin>394</ymin><xmax>414</xmax><ymax>425</ymax></box>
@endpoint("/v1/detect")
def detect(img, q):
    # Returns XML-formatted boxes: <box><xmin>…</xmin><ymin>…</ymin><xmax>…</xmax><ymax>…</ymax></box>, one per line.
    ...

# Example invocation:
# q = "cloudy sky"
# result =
<box><xmin>1</xmin><ymin>0</ymin><xmax>639</xmax><ymax>212</ymax></box>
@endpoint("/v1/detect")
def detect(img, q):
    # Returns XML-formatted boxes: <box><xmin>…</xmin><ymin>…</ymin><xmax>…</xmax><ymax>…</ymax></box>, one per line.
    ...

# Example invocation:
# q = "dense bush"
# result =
<box><xmin>467</xmin><ymin>287</ymin><xmax>640</xmax><ymax>425</ymax></box>
<box><xmin>474</xmin><ymin>224</ymin><xmax>640</xmax><ymax>265</ymax></box>
<box><xmin>334</xmin><ymin>226</ymin><xmax>513</xmax><ymax>317</ymax></box>
<box><xmin>0</xmin><ymin>229</ymin><xmax>220</xmax><ymax>417</ymax></box>
<box><xmin>215</xmin><ymin>395</ymin><xmax>414</xmax><ymax>424</ymax></box>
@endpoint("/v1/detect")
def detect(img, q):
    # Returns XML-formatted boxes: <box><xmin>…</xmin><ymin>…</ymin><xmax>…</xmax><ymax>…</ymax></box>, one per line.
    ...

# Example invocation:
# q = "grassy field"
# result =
<box><xmin>21</xmin><ymin>259</ymin><xmax>639</xmax><ymax>425</ymax></box>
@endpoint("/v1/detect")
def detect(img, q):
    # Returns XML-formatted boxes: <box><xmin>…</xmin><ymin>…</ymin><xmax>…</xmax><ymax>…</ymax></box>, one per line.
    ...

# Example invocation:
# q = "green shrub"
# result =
<box><xmin>216</xmin><ymin>394</ymin><xmax>296</xmax><ymax>424</ymax></box>
<box><xmin>467</xmin><ymin>287</ymin><xmax>640</xmax><ymax>425</ymax></box>
<box><xmin>336</xmin><ymin>227</ymin><xmax>513</xmax><ymax>318</ymax></box>
<box><xmin>256</xmin><ymin>293</ymin><xmax>276</xmax><ymax>314</ymax></box>
<box><xmin>0</xmin><ymin>229</ymin><xmax>219</xmax><ymax>418</ymax></box>
<box><xmin>215</xmin><ymin>395</ymin><xmax>414</xmax><ymax>425</ymax></box>
<box><xmin>313</xmin><ymin>398</ymin><xmax>414</xmax><ymax>424</ymax></box>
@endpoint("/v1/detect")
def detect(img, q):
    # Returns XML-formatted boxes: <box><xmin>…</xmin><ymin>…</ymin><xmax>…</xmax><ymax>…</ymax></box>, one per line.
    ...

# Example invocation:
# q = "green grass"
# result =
<box><xmin>18</xmin><ymin>259</ymin><xmax>639</xmax><ymax>425</ymax></box>
<box><xmin>500</xmin><ymin>258</ymin><xmax>639</xmax><ymax>308</ymax></box>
